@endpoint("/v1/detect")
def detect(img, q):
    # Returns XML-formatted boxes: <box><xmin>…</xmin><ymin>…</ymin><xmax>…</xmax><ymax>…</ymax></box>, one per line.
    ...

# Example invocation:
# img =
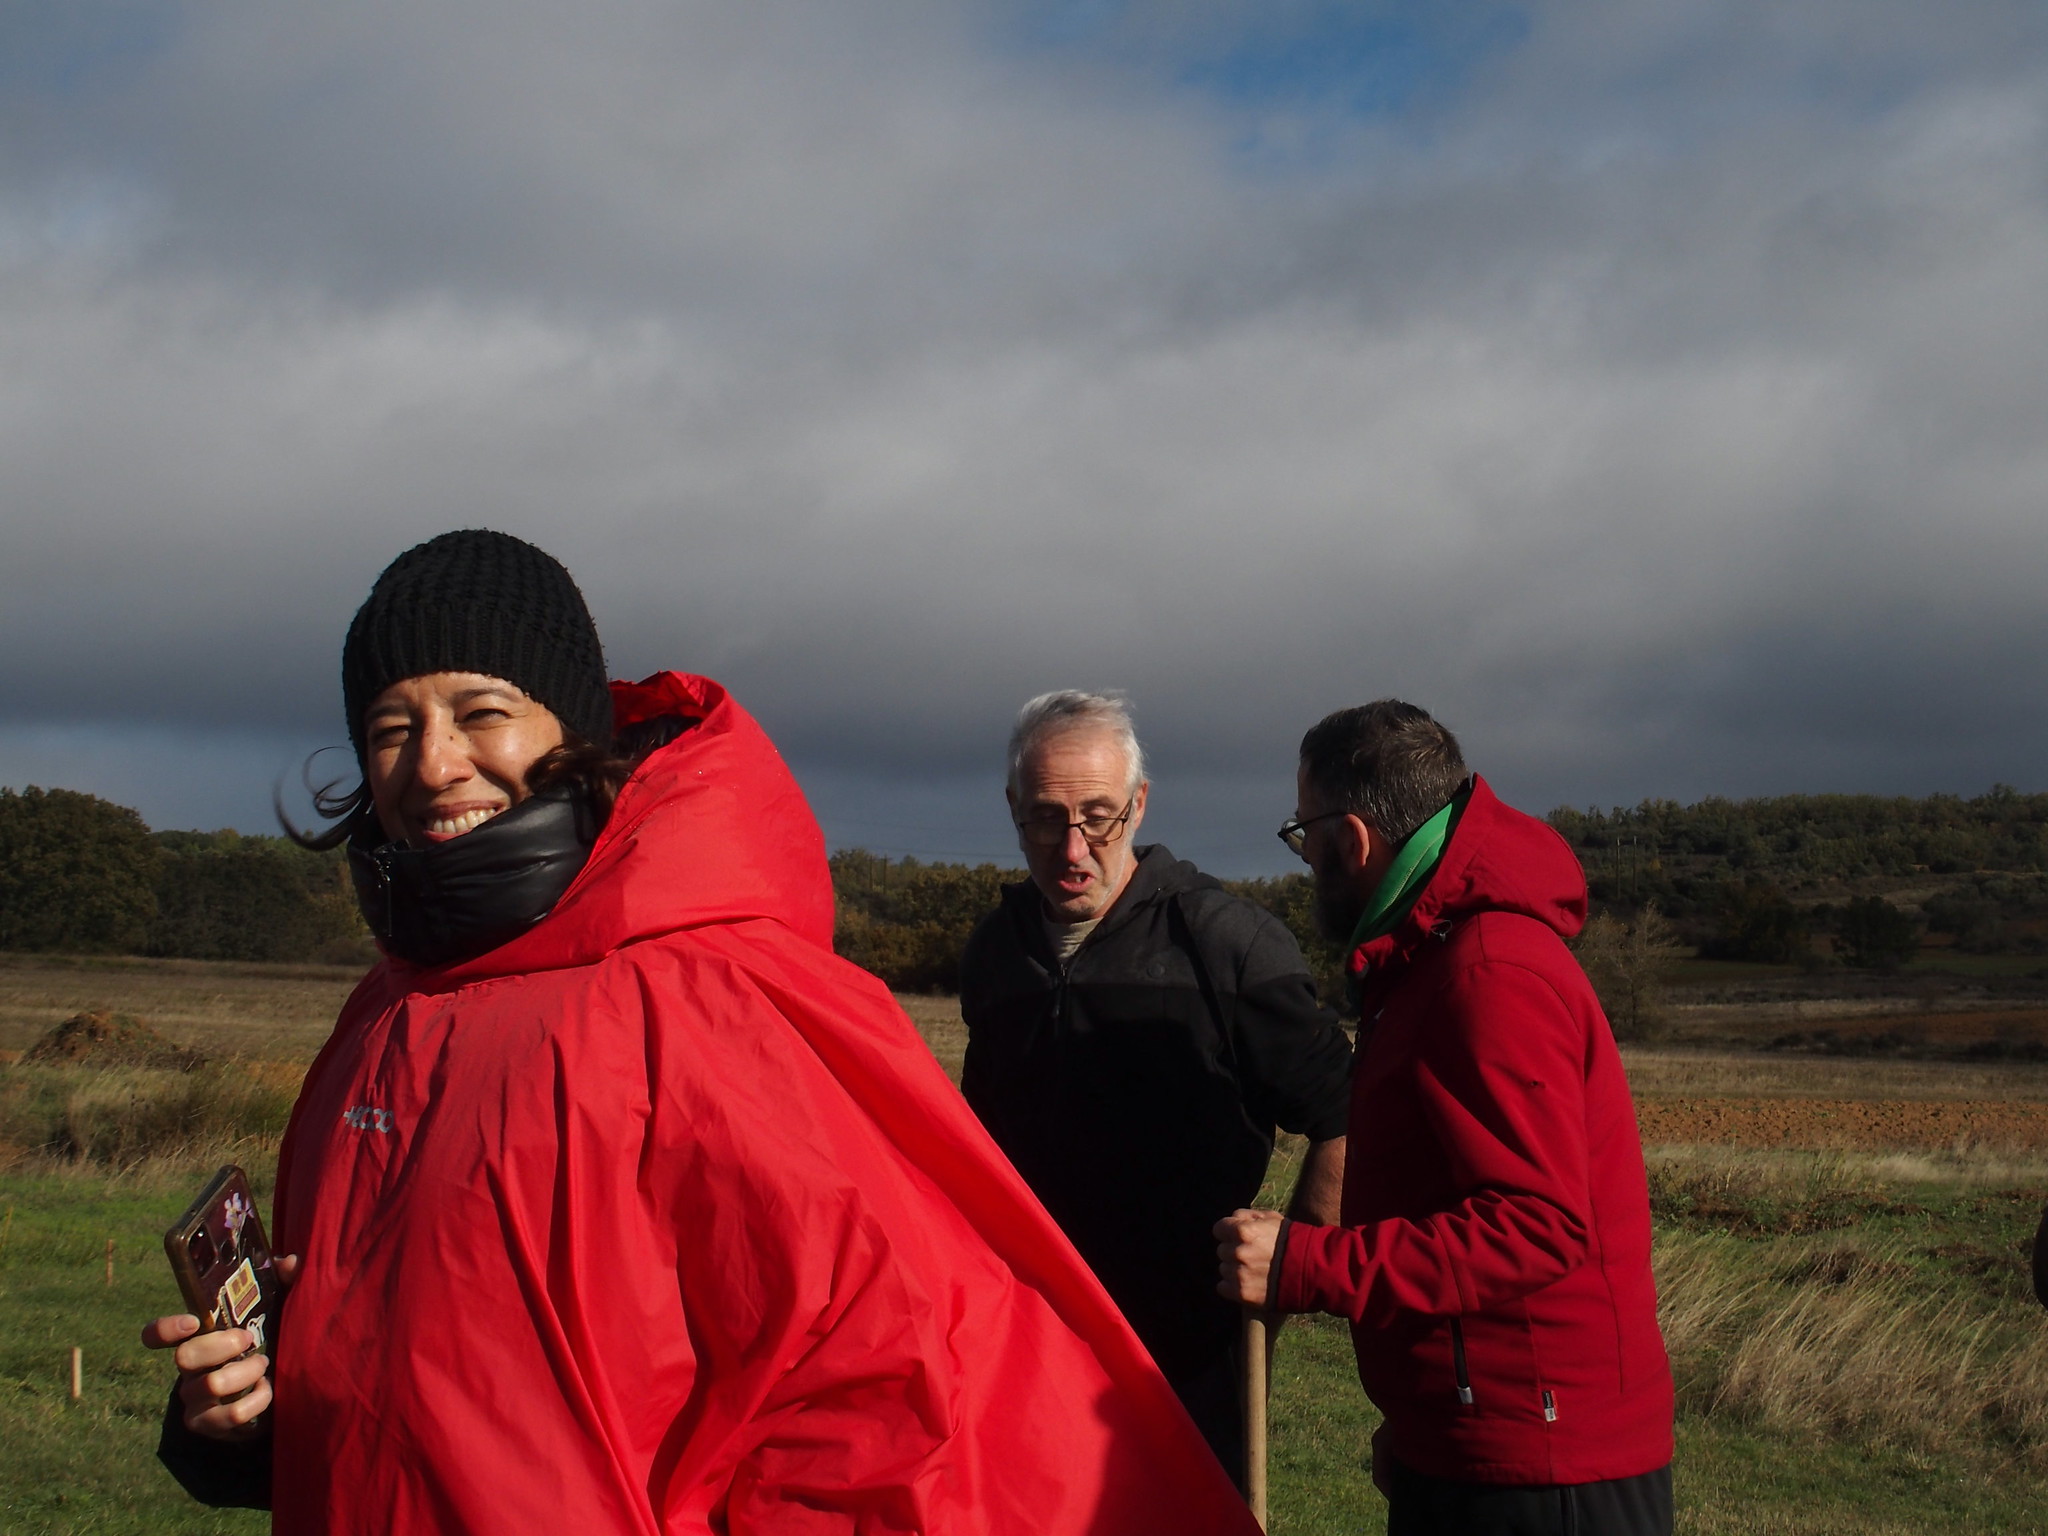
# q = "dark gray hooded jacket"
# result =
<box><xmin>960</xmin><ymin>844</ymin><xmax>1353</xmax><ymax>1376</ymax></box>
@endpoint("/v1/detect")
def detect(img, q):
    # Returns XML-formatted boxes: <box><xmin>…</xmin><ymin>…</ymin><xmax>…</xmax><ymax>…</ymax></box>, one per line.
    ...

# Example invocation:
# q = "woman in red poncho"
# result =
<box><xmin>143</xmin><ymin>529</ymin><xmax>1257</xmax><ymax>1536</ymax></box>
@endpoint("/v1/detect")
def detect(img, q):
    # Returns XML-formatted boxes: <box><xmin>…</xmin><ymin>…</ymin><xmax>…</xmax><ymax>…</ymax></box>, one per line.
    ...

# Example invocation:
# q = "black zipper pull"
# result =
<box><xmin>1450</xmin><ymin>1319</ymin><xmax>1474</xmax><ymax>1406</ymax></box>
<box><xmin>368</xmin><ymin>845</ymin><xmax>398</xmax><ymax>934</ymax></box>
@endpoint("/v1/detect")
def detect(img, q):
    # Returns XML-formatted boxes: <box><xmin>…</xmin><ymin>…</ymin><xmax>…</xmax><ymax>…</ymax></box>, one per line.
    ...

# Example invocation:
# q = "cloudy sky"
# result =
<box><xmin>3</xmin><ymin>1</ymin><xmax>2045</xmax><ymax>874</ymax></box>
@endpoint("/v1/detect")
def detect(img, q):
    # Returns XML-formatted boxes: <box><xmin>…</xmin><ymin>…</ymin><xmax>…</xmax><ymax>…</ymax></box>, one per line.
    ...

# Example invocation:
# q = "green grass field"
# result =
<box><xmin>6</xmin><ymin>957</ymin><xmax>2048</xmax><ymax>1533</ymax></box>
<box><xmin>1</xmin><ymin>1170</ymin><xmax>267</xmax><ymax>1535</ymax></box>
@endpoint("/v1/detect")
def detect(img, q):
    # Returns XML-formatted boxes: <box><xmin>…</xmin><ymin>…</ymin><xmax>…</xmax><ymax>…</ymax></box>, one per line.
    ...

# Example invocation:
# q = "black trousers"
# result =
<box><xmin>1387</xmin><ymin>1460</ymin><xmax>1673</xmax><ymax>1536</ymax></box>
<box><xmin>1165</xmin><ymin>1336</ymin><xmax>1246</xmax><ymax>1493</ymax></box>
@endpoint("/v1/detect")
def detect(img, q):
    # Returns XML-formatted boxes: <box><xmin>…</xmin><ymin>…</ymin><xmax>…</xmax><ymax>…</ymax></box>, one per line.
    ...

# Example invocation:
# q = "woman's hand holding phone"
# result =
<box><xmin>141</xmin><ymin>1254</ymin><xmax>298</xmax><ymax>1440</ymax></box>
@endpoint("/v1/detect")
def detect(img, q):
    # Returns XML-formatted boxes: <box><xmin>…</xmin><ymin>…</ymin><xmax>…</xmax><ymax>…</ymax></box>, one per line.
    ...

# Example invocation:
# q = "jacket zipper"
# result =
<box><xmin>367</xmin><ymin>845</ymin><xmax>397</xmax><ymax>935</ymax></box>
<box><xmin>1450</xmin><ymin>1319</ymin><xmax>1474</xmax><ymax>1406</ymax></box>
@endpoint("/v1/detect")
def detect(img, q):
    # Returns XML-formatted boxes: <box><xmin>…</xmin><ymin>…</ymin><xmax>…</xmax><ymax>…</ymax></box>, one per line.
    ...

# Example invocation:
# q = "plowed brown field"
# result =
<box><xmin>1635</xmin><ymin>1095</ymin><xmax>2048</xmax><ymax>1150</ymax></box>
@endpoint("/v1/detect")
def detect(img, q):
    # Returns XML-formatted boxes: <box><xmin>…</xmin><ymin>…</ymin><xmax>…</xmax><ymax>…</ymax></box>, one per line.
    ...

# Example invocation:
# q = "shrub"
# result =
<box><xmin>1836</xmin><ymin>895</ymin><xmax>1919</xmax><ymax>972</ymax></box>
<box><xmin>0</xmin><ymin>786</ymin><xmax>160</xmax><ymax>953</ymax></box>
<box><xmin>1706</xmin><ymin>877</ymin><xmax>1810</xmax><ymax>963</ymax></box>
<box><xmin>150</xmin><ymin>833</ymin><xmax>366</xmax><ymax>963</ymax></box>
<box><xmin>1575</xmin><ymin>903</ymin><xmax>1681</xmax><ymax>1041</ymax></box>
<box><xmin>1924</xmin><ymin>887</ymin><xmax>2011</xmax><ymax>953</ymax></box>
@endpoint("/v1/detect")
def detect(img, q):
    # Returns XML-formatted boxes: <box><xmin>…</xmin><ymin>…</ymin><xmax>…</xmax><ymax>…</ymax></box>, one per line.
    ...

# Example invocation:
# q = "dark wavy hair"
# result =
<box><xmin>280</xmin><ymin>716</ymin><xmax>692</xmax><ymax>851</ymax></box>
<box><xmin>1298</xmin><ymin>700</ymin><xmax>1468</xmax><ymax>844</ymax></box>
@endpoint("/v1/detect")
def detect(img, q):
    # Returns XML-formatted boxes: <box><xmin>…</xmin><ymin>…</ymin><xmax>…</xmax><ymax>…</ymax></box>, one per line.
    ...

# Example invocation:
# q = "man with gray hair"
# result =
<box><xmin>960</xmin><ymin>690</ymin><xmax>1353</xmax><ymax>1488</ymax></box>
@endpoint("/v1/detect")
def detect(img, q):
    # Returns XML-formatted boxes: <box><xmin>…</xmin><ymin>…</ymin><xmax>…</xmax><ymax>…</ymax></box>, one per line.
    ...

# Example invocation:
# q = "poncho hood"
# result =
<box><xmin>395</xmin><ymin>671</ymin><xmax>834</xmax><ymax>988</ymax></box>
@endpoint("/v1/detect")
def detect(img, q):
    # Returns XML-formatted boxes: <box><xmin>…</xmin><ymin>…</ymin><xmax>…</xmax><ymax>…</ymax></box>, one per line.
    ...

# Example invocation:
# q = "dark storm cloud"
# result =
<box><xmin>3</xmin><ymin>1</ymin><xmax>2046</xmax><ymax>868</ymax></box>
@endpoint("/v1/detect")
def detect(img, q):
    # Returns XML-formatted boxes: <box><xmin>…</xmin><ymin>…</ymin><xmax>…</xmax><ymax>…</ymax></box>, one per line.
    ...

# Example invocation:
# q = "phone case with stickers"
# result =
<box><xmin>164</xmin><ymin>1165</ymin><xmax>282</xmax><ymax>1360</ymax></box>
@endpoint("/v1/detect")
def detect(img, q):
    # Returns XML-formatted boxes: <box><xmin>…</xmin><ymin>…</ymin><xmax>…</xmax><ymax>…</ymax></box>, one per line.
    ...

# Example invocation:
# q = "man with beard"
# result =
<box><xmin>1215</xmin><ymin>700</ymin><xmax>1674</xmax><ymax>1536</ymax></box>
<box><xmin>959</xmin><ymin>690</ymin><xmax>1354</xmax><ymax>1489</ymax></box>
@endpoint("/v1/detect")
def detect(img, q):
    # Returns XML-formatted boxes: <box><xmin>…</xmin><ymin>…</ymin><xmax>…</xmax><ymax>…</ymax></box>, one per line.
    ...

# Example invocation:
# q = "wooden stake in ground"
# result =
<box><xmin>69</xmin><ymin>1347</ymin><xmax>82</xmax><ymax>1401</ymax></box>
<box><xmin>105</xmin><ymin>1237</ymin><xmax>115</xmax><ymax>1287</ymax></box>
<box><xmin>1243</xmin><ymin>1308</ymin><xmax>1268</xmax><ymax>1530</ymax></box>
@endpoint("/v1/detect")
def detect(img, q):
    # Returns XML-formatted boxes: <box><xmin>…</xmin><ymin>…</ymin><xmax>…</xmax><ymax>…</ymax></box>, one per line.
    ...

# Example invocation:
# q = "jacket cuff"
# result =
<box><xmin>156</xmin><ymin>1382</ymin><xmax>273</xmax><ymax>1510</ymax></box>
<box><xmin>1273</xmin><ymin>1219</ymin><xmax>1352</xmax><ymax>1317</ymax></box>
<box><xmin>1268</xmin><ymin>1218</ymin><xmax>1294</xmax><ymax>1311</ymax></box>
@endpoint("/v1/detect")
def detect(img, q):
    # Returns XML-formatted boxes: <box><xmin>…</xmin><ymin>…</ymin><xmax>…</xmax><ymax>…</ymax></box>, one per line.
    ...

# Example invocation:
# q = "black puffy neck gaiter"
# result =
<box><xmin>347</xmin><ymin>787</ymin><xmax>603</xmax><ymax>969</ymax></box>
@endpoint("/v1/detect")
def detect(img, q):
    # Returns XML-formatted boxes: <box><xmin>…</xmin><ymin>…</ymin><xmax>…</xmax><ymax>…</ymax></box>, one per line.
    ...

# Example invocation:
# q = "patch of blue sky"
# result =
<box><xmin>1176</xmin><ymin>4</ymin><xmax>1528</xmax><ymax>120</ymax></box>
<box><xmin>0</xmin><ymin>175</ymin><xmax>158</xmax><ymax>262</ymax></box>
<box><xmin>1000</xmin><ymin>2</ymin><xmax>1526</xmax><ymax>114</ymax></box>
<box><xmin>995</xmin><ymin>1</ymin><xmax>1529</xmax><ymax>170</ymax></box>
<box><xmin>0</xmin><ymin>1</ymin><xmax>180</xmax><ymax>97</ymax></box>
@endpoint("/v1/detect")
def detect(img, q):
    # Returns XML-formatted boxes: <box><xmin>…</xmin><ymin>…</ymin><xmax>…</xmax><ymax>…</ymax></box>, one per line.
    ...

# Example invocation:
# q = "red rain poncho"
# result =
<box><xmin>270</xmin><ymin>672</ymin><xmax>1256</xmax><ymax>1534</ymax></box>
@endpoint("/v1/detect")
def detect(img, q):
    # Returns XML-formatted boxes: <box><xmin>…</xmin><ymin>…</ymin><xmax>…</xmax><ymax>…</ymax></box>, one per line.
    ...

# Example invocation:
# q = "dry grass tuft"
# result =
<box><xmin>0</xmin><ymin>1056</ymin><xmax>302</xmax><ymax>1173</ymax></box>
<box><xmin>1647</xmin><ymin>1147</ymin><xmax>1877</xmax><ymax>1234</ymax></box>
<box><xmin>1721</xmin><ymin>1270</ymin><xmax>2047</xmax><ymax>1455</ymax></box>
<box><xmin>1658</xmin><ymin>1224</ymin><xmax>2048</xmax><ymax>1463</ymax></box>
<box><xmin>1649</xmin><ymin>1141</ymin><xmax>2048</xmax><ymax>1193</ymax></box>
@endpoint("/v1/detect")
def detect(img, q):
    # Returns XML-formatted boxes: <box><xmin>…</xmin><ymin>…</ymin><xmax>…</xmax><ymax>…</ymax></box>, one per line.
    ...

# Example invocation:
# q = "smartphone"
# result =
<box><xmin>164</xmin><ymin>1165</ymin><xmax>281</xmax><ymax>1359</ymax></box>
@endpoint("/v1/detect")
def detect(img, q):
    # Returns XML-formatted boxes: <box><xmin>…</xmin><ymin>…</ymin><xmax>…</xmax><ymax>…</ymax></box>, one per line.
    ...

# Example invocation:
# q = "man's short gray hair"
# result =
<box><xmin>1006</xmin><ymin>691</ymin><xmax>1147</xmax><ymax>798</ymax></box>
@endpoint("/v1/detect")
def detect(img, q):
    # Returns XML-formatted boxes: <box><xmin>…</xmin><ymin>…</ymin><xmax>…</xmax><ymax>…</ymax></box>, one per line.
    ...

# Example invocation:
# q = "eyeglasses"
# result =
<box><xmin>1016</xmin><ymin>799</ymin><xmax>1136</xmax><ymax>849</ymax></box>
<box><xmin>1277</xmin><ymin>809</ymin><xmax>1348</xmax><ymax>859</ymax></box>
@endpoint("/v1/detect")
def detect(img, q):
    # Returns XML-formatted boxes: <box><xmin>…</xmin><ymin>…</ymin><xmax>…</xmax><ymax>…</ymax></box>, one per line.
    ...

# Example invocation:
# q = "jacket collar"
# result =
<box><xmin>1001</xmin><ymin>843</ymin><xmax>1206</xmax><ymax>963</ymax></box>
<box><xmin>1345</xmin><ymin>774</ymin><xmax>1588</xmax><ymax>1005</ymax></box>
<box><xmin>348</xmin><ymin>786</ymin><xmax>602</xmax><ymax>969</ymax></box>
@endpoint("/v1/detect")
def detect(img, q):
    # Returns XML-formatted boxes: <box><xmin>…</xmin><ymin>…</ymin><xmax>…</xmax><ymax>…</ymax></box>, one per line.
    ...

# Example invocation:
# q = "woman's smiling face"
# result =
<box><xmin>361</xmin><ymin>672</ymin><xmax>566</xmax><ymax>847</ymax></box>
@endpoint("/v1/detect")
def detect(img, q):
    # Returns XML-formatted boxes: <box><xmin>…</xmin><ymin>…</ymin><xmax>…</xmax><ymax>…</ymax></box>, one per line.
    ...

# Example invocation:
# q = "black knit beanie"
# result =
<box><xmin>342</xmin><ymin>530</ymin><xmax>612</xmax><ymax>762</ymax></box>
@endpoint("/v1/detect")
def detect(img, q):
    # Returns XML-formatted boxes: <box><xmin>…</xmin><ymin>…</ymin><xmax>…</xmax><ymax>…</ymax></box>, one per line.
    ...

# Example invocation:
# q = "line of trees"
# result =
<box><xmin>1549</xmin><ymin>785</ymin><xmax>2048</xmax><ymax>887</ymax></box>
<box><xmin>6</xmin><ymin>781</ymin><xmax>2043</xmax><ymax>991</ymax></box>
<box><xmin>0</xmin><ymin>787</ymin><xmax>369</xmax><ymax>964</ymax></box>
<box><xmin>830</xmin><ymin>850</ymin><xmax>1018</xmax><ymax>994</ymax></box>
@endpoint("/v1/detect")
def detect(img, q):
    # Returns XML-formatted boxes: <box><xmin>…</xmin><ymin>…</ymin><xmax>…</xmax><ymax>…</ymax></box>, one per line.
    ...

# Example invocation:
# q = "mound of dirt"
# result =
<box><xmin>22</xmin><ymin>1011</ymin><xmax>206</xmax><ymax>1071</ymax></box>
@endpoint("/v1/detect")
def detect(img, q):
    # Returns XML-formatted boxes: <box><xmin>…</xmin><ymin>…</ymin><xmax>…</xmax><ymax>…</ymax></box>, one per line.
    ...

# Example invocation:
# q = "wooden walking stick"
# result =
<box><xmin>1243</xmin><ymin>1307</ymin><xmax>1269</xmax><ymax>1530</ymax></box>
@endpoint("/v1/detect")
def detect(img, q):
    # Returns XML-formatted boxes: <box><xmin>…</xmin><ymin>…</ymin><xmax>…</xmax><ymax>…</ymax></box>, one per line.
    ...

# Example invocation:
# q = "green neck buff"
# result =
<box><xmin>1345</xmin><ymin>792</ymin><xmax>1465</xmax><ymax>953</ymax></box>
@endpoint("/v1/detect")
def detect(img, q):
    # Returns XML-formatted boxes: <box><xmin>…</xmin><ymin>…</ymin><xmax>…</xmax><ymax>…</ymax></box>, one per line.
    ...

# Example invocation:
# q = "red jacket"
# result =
<box><xmin>1274</xmin><ymin>776</ymin><xmax>1673</xmax><ymax>1486</ymax></box>
<box><xmin>270</xmin><ymin>672</ymin><xmax>1256</xmax><ymax>1535</ymax></box>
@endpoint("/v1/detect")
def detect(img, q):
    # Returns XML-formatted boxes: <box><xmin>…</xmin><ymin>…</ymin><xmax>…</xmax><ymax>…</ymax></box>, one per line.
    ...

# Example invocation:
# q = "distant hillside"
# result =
<box><xmin>1549</xmin><ymin>787</ymin><xmax>2048</xmax><ymax>961</ymax></box>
